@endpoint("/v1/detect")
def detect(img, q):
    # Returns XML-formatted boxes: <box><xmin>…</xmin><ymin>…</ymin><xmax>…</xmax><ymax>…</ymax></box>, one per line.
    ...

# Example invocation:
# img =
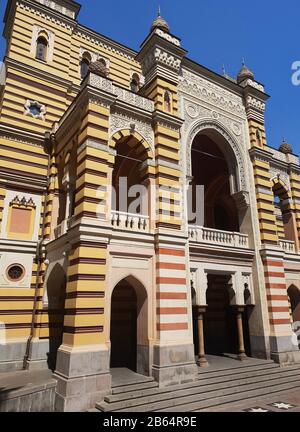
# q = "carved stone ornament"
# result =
<box><xmin>88</xmin><ymin>74</ymin><xmax>154</xmax><ymax>112</ymax></box>
<box><xmin>232</xmin><ymin>191</ymin><xmax>250</xmax><ymax>209</ymax></box>
<box><xmin>110</xmin><ymin>112</ymin><xmax>154</xmax><ymax>152</ymax></box>
<box><xmin>179</xmin><ymin>69</ymin><xmax>246</xmax><ymax>118</ymax></box>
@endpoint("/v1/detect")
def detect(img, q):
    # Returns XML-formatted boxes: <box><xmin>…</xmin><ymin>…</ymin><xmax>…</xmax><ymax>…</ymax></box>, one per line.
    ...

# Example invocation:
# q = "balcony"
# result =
<box><xmin>279</xmin><ymin>239</ymin><xmax>296</xmax><ymax>254</ymax></box>
<box><xmin>188</xmin><ymin>226</ymin><xmax>249</xmax><ymax>248</ymax></box>
<box><xmin>54</xmin><ymin>219</ymin><xmax>69</xmax><ymax>239</ymax></box>
<box><xmin>111</xmin><ymin>211</ymin><xmax>150</xmax><ymax>233</ymax></box>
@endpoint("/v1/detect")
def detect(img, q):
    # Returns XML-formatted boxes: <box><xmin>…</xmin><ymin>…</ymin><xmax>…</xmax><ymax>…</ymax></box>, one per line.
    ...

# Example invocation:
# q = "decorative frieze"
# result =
<box><xmin>179</xmin><ymin>69</ymin><xmax>246</xmax><ymax>118</ymax></box>
<box><xmin>88</xmin><ymin>74</ymin><xmax>154</xmax><ymax>112</ymax></box>
<box><xmin>34</xmin><ymin>0</ymin><xmax>77</xmax><ymax>18</ymax></box>
<box><xmin>110</xmin><ymin>112</ymin><xmax>154</xmax><ymax>150</ymax></box>
<box><xmin>75</xmin><ymin>29</ymin><xmax>136</xmax><ymax>61</ymax></box>
<box><xmin>182</xmin><ymin>100</ymin><xmax>243</xmax><ymax>139</ymax></box>
<box><xmin>154</xmin><ymin>28</ymin><xmax>181</xmax><ymax>47</ymax></box>
<box><xmin>10</xmin><ymin>195</ymin><xmax>36</xmax><ymax>208</ymax></box>
<box><xmin>245</xmin><ymin>96</ymin><xmax>266</xmax><ymax>113</ymax></box>
<box><xmin>17</xmin><ymin>1</ymin><xmax>75</xmax><ymax>30</ymax></box>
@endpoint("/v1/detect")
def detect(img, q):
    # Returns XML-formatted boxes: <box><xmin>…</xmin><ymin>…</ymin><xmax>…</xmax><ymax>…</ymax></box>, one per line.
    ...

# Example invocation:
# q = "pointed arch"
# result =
<box><xmin>186</xmin><ymin>118</ymin><xmax>247</xmax><ymax>193</ymax></box>
<box><xmin>110</xmin><ymin>274</ymin><xmax>149</xmax><ymax>374</ymax></box>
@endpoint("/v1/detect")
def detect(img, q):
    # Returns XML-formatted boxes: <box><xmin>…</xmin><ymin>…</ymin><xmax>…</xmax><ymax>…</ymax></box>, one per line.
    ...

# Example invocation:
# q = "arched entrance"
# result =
<box><xmin>192</xmin><ymin>274</ymin><xmax>252</xmax><ymax>361</ymax></box>
<box><xmin>110</xmin><ymin>130</ymin><xmax>153</xmax><ymax>216</ymax></box>
<box><xmin>189</xmin><ymin>131</ymin><xmax>240</xmax><ymax>230</ymax></box>
<box><xmin>272</xmin><ymin>179</ymin><xmax>297</xmax><ymax>243</ymax></box>
<box><xmin>110</xmin><ymin>277</ymin><xmax>148</xmax><ymax>374</ymax></box>
<box><xmin>46</xmin><ymin>263</ymin><xmax>66</xmax><ymax>371</ymax></box>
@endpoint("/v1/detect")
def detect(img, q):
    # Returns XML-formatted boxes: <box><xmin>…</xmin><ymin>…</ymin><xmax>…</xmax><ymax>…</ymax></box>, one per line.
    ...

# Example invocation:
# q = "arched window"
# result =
<box><xmin>256</xmin><ymin>129</ymin><xmax>262</xmax><ymax>147</ymax></box>
<box><xmin>164</xmin><ymin>91</ymin><xmax>171</xmax><ymax>112</ymax></box>
<box><xmin>36</xmin><ymin>36</ymin><xmax>48</xmax><ymax>62</ymax></box>
<box><xmin>98</xmin><ymin>58</ymin><xmax>107</xmax><ymax>68</ymax></box>
<box><xmin>130</xmin><ymin>74</ymin><xmax>140</xmax><ymax>93</ymax></box>
<box><xmin>272</xmin><ymin>181</ymin><xmax>296</xmax><ymax>242</ymax></box>
<box><xmin>80</xmin><ymin>58</ymin><xmax>90</xmax><ymax>79</ymax></box>
<box><xmin>80</xmin><ymin>52</ymin><xmax>92</xmax><ymax>79</ymax></box>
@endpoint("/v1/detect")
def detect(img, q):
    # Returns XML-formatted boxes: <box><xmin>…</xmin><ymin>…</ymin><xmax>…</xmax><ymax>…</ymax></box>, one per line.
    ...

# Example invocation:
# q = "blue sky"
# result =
<box><xmin>1</xmin><ymin>0</ymin><xmax>300</xmax><ymax>154</ymax></box>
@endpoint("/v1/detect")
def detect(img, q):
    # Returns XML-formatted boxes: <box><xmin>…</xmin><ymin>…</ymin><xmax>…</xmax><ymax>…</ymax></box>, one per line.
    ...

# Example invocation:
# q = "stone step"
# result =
<box><xmin>104</xmin><ymin>364</ymin><xmax>300</xmax><ymax>403</ymax></box>
<box><xmin>122</xmin><ymin>377</ymin><xmax>300</xmax><ymax>412</ymax></box>
<box><xmin>198</xmin><ymin>360</ymin><xmax>278</xmax><ymax>376</ymax></box>
<box><xmin>112</xmin><ymin>375</ymin><xmax>155</xmax><ymax>389</ymax></box>
<box><xmin>159</xmin><ymin>380</ymin><xmax>300</xmax><ymax>412</ymax></box>
<box><xmin>112</xmin><ymin>381</ymin><xmax>159</xmax><ymax>395</ymax></box>
<box><xmin>197</xmin><ymin>363</ymin><xmax>280</xmax><ymax>381</ymax></box>
<box><xmin>96</xmin><ymin>367</ymin><xmax>300</xmax><ymax>412</ymax></box>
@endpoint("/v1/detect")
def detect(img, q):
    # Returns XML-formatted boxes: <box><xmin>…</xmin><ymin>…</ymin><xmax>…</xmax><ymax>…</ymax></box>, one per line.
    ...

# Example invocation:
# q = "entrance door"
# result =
<box><xmin>110</xmin><ymin>281</ymin><xmax>137</xmax><ymax>371</ymax></box>
<box><xmin>204</xmin><ymin>275</ymin><xmax>238</xmax><ymax>355</ymax></box>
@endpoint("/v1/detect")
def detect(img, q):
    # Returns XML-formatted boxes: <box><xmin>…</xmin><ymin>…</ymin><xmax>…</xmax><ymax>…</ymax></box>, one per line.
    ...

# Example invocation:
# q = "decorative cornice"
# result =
<box><xmin>77</xmin><ymin>139</ymin><xmax>116</xmax><ymax>157</ymax></box>
<box><xmin>239</xmin><ymin>78</ymin><xmax>265</xmax><ymax>93</ymax></box>
<box><xmin>14</xmin><ymin>0</ymin><xmax>76</xmax><ymax>30</ymax></box>
<box><xmin>0</xmin><ymin>125</ymin><xmax>44</xmax><ymax>148</ymax></box>
<box><xmin>152</xmin><ymin>110</ymin><xmax>184</xmax><ymax>131</ymax></box>
<box><xmin>248</xmin><ymin>147</ymin><xmax>273</xmax><ymax>163</ymax></box>
<box><xmin>33</xmin><ymin>0</ymin><xmax>80</xmax><ymax>19</ymax></box>
<box><xmin>75</xmin><ymin>26</ymin><xmax>137</xmax><ymax>61</ymax></box>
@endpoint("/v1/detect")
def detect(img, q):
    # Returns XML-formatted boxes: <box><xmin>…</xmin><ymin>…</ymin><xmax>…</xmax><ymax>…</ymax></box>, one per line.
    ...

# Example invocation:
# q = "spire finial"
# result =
<box><xmin>151</xmin><ymin>5</ymin><xmax>170</xmax><ymax>33</ymax></box>
<box><xmin>222</xmin><ymin>64</ymin><xmax>226</xmax><ymax>76</ymax></box>
<box><xmin>242</xmin><ymin>57</ymin><xmax>245</xmax><ymax>66</ymax></box>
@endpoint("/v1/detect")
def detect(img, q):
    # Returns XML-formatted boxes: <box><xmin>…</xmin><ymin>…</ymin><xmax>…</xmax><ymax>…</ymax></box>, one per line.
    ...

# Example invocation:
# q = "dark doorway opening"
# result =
<box><xmin>110</xmin><ymin>281</ymin><xmax>137</xmax><ymax>371</ymax></box>
<box><xmin>200</xmin><ymin>275</ymin><xmax>251</xmax><ymax>357</ymax></box>
<box><xmin>46</xmin><ymin>263</ymin><xmax>66</xmax><ymax>371</ymax></box>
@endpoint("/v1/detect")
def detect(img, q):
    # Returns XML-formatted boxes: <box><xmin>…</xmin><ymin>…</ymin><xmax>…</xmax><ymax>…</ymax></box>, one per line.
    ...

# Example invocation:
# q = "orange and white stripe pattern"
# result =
<box><xmin>156</xmin><ymin>247</ymin><xmax>190</xmax><ymax>340</ymax></box>
<box><xmin>263</xmin><ymin>258</ymin><xmax>291</xmax><ymax>334</ymax></box>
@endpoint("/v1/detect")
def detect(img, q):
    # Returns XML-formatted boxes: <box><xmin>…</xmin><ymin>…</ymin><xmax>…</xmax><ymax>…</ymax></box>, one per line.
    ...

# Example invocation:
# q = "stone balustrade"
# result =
<box><xmin>111</xmin><ymin>211</ymin><xmax>150</xmax><ymax>232</ymax></box>
<box><xmin>279</xmin><ymin>239</ymin><xmax>296</xmax><ymax>254</ymax></box>
<box><xmin>188</xmin><ymin>226</ymin><xmax>249</xmax><ymax>248</ymax></box>
<box><xmin>54</xmin><ymin>219</ymin><xmax>68</xmax><ymax>239</ymax></box>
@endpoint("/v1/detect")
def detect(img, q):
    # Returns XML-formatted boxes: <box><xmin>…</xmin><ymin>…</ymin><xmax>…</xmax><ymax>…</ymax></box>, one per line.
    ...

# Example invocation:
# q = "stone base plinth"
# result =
<box><xmin>0</xmin><ymin>340</ymin><xmax>28</xmax><ymax>372</ymax></box>
<box><xmin>270</xmin><ymin>335</ymin><xmax>300</xmax><ymax>366</ymax></box>
<box><xmin>24</xmin><ymin>338</ymin><xmax>50</xmax><ymax>371</ymax></box>
<box><xmin>152</xmin><ymin>343</ymin><xmax>198</xmax><ymax>387</ymax></box>
<box><xmin>54</xmin><ymin>345</ymin><xmax>111</xmax><ymax>412</ymax></box>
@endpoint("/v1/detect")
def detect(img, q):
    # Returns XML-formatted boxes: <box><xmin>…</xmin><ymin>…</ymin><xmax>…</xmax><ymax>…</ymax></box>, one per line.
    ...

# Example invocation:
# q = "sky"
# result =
<box><xmin>0</xmin><ymin>0</ymin><xmax>300</xmax><ymax>154</ymax></box>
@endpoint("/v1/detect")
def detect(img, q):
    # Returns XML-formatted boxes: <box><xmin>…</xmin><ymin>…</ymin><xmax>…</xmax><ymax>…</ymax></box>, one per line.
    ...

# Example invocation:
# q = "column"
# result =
<box><xmin>196</xmin><ymin>306</ymin><xmax>208</xmax><ymax>367</ymax></box>
<box><xmin>234</xmin><ymin>306</ymin><xmax>247</xmax><ymax>361</ymax></box>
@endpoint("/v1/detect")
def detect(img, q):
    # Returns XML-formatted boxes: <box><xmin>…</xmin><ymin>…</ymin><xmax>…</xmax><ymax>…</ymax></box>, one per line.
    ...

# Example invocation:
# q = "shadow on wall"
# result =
<box><xmin>46</xmin><ymin>263</ymin><xmax>67</xmax><ymax>371</ymax></box>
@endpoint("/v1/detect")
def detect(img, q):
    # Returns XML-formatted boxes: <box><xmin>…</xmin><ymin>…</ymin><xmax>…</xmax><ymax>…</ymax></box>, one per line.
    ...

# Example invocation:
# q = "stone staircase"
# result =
<box><xmin>95</xmin><ymin>360</ymin><xmax>300</xmax><ymax>412</ymax></box>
